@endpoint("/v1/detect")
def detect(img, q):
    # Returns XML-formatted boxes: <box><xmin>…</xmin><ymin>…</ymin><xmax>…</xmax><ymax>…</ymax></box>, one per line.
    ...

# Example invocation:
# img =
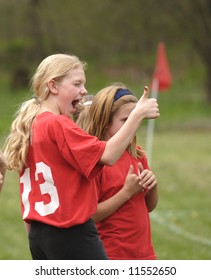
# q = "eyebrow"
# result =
<box><xmin>74</xmin><ymin>77</ymin><xmax>86</xmax><ymax>83</ymax></box>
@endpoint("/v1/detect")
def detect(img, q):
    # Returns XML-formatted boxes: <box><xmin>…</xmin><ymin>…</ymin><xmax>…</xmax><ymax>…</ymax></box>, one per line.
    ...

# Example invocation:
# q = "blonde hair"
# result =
<box><xmin>4</xmin><ymin>53</ymin><xmax>86</xmax><ymax>172</ymax></box>
<box><xmin>73</xmin><ymin>95</ymin><xmax>94</xmax><ymax>130</ymax></box>
<box><xmin>87</xmin><ymin>83</ymin><xmax>145</xmax><ymax>158</ymax></box>
<box><xmin>76</xmin><ymin>105</ymin><xmax>91</xmax><ymax>130</ymax></box>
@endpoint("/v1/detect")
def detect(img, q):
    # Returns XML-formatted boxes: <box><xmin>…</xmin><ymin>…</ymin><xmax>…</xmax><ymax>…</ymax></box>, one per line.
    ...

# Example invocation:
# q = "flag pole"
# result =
<box><xmin>146</xmin><ymin>78</ymin><xmax>159</xmax><ymax>167</ymax></box>
<box><xmin>145</xmin><ymin>42</ymin><xmax>172</xmax><ymax>167</ymax></box>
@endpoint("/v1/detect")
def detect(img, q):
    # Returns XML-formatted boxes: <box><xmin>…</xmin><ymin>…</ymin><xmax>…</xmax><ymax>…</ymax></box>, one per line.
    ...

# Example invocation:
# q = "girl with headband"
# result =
<box><xmin>85</xmin><ymin>83</ymin><xmax>158</xmax><ymax>259</ymax></box>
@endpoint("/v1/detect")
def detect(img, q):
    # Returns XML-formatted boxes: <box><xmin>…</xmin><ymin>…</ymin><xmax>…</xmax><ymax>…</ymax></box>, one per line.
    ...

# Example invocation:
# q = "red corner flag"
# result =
<box><xmin>152</xmin><ymin>42</ymin><xmax>172</xmax><ymax>92</ymax></box>
<box><xmin>146</xmin><ymin>42</ymin><xmax>172</xmax><ymax>166</ymax></box>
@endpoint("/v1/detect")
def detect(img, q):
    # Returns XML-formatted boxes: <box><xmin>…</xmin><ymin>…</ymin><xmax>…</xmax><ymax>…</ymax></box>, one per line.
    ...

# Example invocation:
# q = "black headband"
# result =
<box><xmin>114</xmin><ymin>88</ymin><xmax>133</xmax><ymax>102</ymax></box>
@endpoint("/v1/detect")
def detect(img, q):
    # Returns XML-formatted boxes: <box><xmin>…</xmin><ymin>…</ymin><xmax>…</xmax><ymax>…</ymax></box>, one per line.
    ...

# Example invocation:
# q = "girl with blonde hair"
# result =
<box><xmin>3</xmin><ymin>54</ymin><xmax>159</xmax><ymax>260</ymax></box>
<box><xmin>86</xmin><ymin>83</ymin><xmax>158</xmax><ymax>259</ymax></box>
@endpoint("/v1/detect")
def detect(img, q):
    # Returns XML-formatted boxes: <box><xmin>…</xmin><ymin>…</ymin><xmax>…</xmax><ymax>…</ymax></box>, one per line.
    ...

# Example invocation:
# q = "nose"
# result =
<box><xmin>80</xmin><ymin>86</ymin><xmax>88</xmax><ymax>97</ymax></box>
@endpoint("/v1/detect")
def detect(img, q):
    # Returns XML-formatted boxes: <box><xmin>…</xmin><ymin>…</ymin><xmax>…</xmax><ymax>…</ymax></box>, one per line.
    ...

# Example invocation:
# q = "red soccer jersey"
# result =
<box><xmin>20</xmin><ymin>112</ymin><xmax>106</xmax><ymax>228</ymax></box>
<box><xmin>96</xmin><ymin>150</ymin><xmax>156</xmax><ymax>260</ymax></box>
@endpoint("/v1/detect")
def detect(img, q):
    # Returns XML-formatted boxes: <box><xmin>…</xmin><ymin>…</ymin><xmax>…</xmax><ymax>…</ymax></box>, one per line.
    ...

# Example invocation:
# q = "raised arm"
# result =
<box><xmin>100</xmin><ymin>86</ymin><xmax>159</xmax><ymax>165</ymax></box>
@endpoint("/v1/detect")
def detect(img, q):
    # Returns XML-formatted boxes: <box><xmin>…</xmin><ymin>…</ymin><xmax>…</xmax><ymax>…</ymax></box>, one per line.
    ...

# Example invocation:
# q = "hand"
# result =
<box><xmin>138</xmin><ymin>165</ymin><xmax>158</xmax><ymax>191</ymax></box>
<box><xmin>121</xmin><ymin>165</ymin><xmax>144</xmax><ymax>199</ymax></box>
<box><xmin>136</xmin><ymin>86</ymin><xmax>160</xmax><ymax>119</ymax></box>
<box><xmin>0</xmin><ymin>152</ymin><xmax>6</xmax><ymax>191</ymax></box>
<box><xmin>0</xmin><ymin>172</ymin><xmax>4</xmax><ymax>191</ymax></box>
<box><xmin>0</xmin><ymin>151</ymin><xmax>6</xmax><ymax>170</ymax></box>
<box><xmin>0</xmin><ymin>172</ymin><xmax>3</xmax><ymax>183</ymax></box>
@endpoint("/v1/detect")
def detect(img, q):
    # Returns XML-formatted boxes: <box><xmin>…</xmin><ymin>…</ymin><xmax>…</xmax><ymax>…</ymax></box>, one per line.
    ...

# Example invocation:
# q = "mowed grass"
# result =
<box><xmin>0</xmin><ymin>129</ymin><xmax>210</xmax><ymax>259</ymax></box>
<box><xmin>138</xmin><ymin>129</ymin><xmax>211</xmax><ymax>260</ymax></box>
<box><xmin>0</xmin><ymin>171</ymin><xmax>31</xmax><ymax>259</ymax></box>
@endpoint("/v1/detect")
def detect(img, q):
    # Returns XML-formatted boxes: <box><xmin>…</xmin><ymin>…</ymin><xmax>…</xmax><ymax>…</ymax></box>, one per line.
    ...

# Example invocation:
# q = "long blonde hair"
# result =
<box><xmin>87</xmin><ymin>83</ymin><xmax>145</xmax><ymax>158</ymax></box>
<box><xmin>3</xmin><ymin>53</ymin><xmax>86</xmax><ymax>172</ymax></box>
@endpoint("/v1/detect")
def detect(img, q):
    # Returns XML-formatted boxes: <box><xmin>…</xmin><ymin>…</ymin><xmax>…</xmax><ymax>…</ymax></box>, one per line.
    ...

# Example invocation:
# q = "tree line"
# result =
<box><xmin>0</xmin><ymin>0</ymin><xmax>210</xmax><ymax>102</ymax></box>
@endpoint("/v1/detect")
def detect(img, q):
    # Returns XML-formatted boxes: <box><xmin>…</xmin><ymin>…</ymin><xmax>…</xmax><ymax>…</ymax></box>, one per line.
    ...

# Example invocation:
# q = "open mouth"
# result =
<box><xmin>72</xmin><ymin>99</ymin><xmax>80</xmax><ymax>109</ymax></box>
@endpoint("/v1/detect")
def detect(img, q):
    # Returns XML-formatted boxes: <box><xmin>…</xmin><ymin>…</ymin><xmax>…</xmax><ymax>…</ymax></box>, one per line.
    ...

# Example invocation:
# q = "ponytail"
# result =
<box><xmin>4</xmin><ymin>98</ymin><xmax>40</xmax><ymax>171</ymax></box>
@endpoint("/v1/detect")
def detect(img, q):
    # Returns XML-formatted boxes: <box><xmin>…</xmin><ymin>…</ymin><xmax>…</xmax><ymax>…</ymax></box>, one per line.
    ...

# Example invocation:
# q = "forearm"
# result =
<box><xmin>92</xmin><ymin>188</ymin><xmax>131</xmax><ymax>223</ymax></box>
<box><xmin>100</xmin><ymin>87</ymin><xmax>159</xmax><ymax>165</ymax></box>
<box><xmin>145</xmin><ymin>185</ymin><xmax>158</xmax><ymax>212</ymax></box>
<box><xmin>100</xmin><ymin>112</ymin><xmax>143</xmax><ymax>165</ymax></box>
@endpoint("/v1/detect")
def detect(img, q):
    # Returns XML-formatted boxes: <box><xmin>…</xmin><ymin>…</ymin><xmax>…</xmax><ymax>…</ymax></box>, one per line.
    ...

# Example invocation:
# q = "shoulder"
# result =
<box><xmin>34</xmin><ymin>112</ymin><xmax>82</xmax><ymax>142</ymax></box>
<box><xmin>36</xmin><ymin>112</ymin><xmax>76</xmax><ymax>128</ymax></box>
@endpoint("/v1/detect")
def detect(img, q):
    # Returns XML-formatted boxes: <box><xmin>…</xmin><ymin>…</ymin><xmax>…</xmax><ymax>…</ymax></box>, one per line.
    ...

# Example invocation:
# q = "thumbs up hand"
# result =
<box><xmin>136</xmin><ymin>86</ymin><xmax>160</xmax><ymax>119</ymax></box>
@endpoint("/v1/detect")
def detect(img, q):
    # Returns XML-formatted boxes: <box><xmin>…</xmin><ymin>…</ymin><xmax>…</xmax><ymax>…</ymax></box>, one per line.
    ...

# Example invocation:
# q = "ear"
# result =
<box><xmin>47</xmin><ymin>80</ymin><xmax>58</xmax><ymax>95</ymax></box>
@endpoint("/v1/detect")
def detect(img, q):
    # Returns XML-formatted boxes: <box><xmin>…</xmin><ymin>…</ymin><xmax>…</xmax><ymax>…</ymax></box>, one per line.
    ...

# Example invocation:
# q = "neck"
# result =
<box><xmin>40</xmin><ymin>99</ymin><xmax>60</xmax><ymax>115</ymax></box>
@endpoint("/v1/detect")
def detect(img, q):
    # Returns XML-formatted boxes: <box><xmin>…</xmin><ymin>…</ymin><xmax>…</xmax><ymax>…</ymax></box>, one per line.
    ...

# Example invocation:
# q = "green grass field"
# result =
<box><xmin>0</xmin><ymin>130</ymin><xmax>210</xmax><ymax>260</ymax></box>
<box><xmin>146</xmin><ymin>130</ymin><xmax>211</xmax><ymax>260</ymax></box>
<box><xmin>0</xmin><ymin>67</ymin><xmax>211</xmax><ymax>260</ymax></box>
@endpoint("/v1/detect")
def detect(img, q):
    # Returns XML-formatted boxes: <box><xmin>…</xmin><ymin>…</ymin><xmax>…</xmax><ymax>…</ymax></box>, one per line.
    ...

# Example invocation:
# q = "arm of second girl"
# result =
<box><xmin>99</xmin><ymin>87</ymin><xmax>159</xmax><ymax>165</ymax></box>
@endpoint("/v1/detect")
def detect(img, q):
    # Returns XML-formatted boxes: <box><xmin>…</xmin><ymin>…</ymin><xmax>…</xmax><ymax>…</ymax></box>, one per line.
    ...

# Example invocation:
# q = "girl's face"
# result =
<box><xmin>51</xmin><ymin>67</ymin><xmax>87</xmax><ymax>116</ymax></box>
<box><xmin>105</xmin><ymin>102</ymin><xmax>136</xmax><ymax>140</ymax></box>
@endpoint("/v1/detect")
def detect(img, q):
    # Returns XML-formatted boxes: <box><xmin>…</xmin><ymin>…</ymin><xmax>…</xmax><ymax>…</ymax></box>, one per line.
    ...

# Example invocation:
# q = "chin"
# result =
<box><xmin>64</xmin><ymin>106</ymin><xmax>74</xmax><ymax>116</ymax></box>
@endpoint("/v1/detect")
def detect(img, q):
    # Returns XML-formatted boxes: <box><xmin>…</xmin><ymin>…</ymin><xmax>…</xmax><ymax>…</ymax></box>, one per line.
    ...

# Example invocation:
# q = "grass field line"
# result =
<box><xmin>151</xmin><ymin>212</ymin><xmax>211</xmax><ymax>247</ymax></box>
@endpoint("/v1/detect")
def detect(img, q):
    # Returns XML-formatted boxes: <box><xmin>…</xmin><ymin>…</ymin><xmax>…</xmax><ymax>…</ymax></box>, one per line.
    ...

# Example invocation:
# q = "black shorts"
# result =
<box><xmin>28</xmin><ymin>219</ymin><xmax>108</xmax><ymax>260</ymax></box>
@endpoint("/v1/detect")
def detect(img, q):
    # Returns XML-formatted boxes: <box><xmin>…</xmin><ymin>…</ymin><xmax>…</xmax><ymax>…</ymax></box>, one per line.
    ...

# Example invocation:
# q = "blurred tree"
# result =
<box><xmin>26</xmin><ymin>0</ymin><xmax>46</xmax><ymax>61</ymax></box>
<box><xmin>0</xmin><ymin>0</ymin><xmax>210</xmax><ymax>103</ymax></box>
<box><xmin>0</xmin><ymin>0</ymin><xmax>45</xmax><ymax>88</ymax></box>
<box><xmin>11</xmin><ymin>0</ymin><xmax>45</xmax><ymax>88</ymax></box>
<box><xmin>174</xmin><ymin>0</ymin><xmax>211</xmax><ymax>103</ymax></box>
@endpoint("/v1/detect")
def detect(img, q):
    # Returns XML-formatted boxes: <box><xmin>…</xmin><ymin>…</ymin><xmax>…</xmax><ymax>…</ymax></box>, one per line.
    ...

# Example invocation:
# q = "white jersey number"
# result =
<box><xmin>21</xmin><ymin>162</ymin><xmax>59</xmax><ymax>218</ymax></box>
